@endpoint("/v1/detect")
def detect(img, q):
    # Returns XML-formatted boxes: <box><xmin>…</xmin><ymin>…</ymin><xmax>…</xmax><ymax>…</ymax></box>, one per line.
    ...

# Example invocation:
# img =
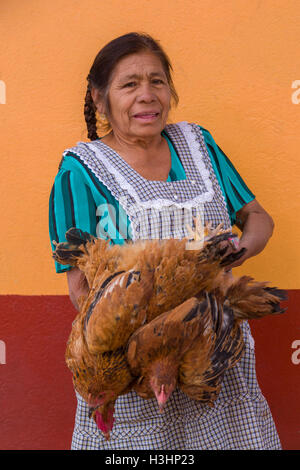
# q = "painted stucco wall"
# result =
<box><xmin>0</xmin><ymin>0</ymin><xmax>299</xmax><ymax>294</ymax></box>
<box><xmin>0</xmin><ymin>0</ymin><xmax>299</xmax><ymax>450</ymax></box>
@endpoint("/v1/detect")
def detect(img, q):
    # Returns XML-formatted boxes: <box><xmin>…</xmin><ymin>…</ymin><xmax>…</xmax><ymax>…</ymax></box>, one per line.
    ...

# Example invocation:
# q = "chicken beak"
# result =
<box><xmin>103</xmin><ymin>431</ymin><xmax>111</xmax><ymax>441</ymax></box>
<box><xmin>155</xmin><ymin>385</ymin><xmax>168</xmax><ymax>413</ymax></box>
<box><xmin>88</xmin><ymin>406</ymin><xmax>98</xmax><ymax>419</ymax></box>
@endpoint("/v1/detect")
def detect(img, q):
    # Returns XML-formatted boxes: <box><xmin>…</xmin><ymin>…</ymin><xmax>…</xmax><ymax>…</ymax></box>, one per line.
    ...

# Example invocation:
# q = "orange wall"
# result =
<box><xmin>0</xmin><ymin>0</ymin><xmax>300</xmax><ymax>294</ymax></box>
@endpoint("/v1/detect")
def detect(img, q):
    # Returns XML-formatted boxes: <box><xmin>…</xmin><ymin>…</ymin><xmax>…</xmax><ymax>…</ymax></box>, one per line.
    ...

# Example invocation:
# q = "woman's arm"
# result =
<box><xmin>67</xmin><ymin>267</ymin><xmax>89</xmax><ymax>311</ymax></box>
<box><xmin>226</xmin><ymin>199</ymin><xmax>274</xmax><ymax>270</ymax></box>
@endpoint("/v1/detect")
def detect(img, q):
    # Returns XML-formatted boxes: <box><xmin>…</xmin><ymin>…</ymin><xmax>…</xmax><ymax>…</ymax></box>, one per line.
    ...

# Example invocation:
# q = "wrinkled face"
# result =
<box><xmin>104</xmin><ymin>51</ymin><xmax>172</xmax><ymax>140</ymax></box>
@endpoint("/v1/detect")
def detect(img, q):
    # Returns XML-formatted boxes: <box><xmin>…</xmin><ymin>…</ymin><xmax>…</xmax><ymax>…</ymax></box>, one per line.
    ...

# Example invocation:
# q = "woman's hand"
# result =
<box><xmin>67</xmin><ymin>267</ymin><xmax>89</xmax><ymax>311</ymax></box>
<box><xmin>224</xmin><ymin>199</ymin><xmax>274</xmax><ymax>271</ymax></box>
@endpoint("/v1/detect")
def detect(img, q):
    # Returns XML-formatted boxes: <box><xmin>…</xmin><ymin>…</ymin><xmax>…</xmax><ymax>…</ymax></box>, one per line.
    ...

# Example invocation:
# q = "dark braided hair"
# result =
<box><xmin>84</xmin><ymin>84</ymin><xmax>98</xmax><ymax>141</ymax></box>
<box><xmin>84</xmin><ymin>32</ymin><xmax>179</xmax><ymax>141</ymax></box>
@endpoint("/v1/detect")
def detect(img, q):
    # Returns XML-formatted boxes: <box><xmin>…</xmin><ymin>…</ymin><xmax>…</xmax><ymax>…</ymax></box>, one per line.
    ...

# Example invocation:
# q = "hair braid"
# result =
<box><xmin>84</xmin><ymin>84</ymin><xmax>99</xmax><ymax>141</ymax></box>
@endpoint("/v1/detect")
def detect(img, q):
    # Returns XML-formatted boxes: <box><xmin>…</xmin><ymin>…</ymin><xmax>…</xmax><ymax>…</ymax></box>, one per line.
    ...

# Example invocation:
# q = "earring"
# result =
<box><xmin>98</xmin><ymin>112</ymin><xmax>109</xmax><ymax>126</ymax></box>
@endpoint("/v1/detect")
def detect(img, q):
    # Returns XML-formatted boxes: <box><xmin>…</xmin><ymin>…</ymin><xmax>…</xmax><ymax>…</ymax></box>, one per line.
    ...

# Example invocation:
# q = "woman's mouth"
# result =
<box><xmin>133</xmin><ymin>112</ymin><xmax>159</xmax><ymax>122</ymax></box>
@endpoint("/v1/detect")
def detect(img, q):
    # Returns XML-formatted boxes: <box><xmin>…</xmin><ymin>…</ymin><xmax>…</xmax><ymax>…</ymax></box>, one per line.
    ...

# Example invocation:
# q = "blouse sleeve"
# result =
<box><xmin>200</xmin><ymin>126</ymin><xmax>255</xmax><ymax>225</ymax></box>
<box><xmin>49</xmin><ymin>165</ymin><xmax>99</xmax><ymax>273</ymax></box>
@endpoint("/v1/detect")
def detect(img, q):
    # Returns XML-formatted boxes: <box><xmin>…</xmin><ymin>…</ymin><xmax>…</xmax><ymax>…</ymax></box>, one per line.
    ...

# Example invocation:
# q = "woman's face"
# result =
<box><xmin>104</xmin><ymin>51</ymin><xmax>172</xmax><ymax>141</ymax></box>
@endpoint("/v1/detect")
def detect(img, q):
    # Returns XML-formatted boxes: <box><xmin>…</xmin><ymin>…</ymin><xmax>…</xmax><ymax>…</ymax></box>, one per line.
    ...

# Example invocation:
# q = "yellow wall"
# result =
<box><xmin>0</xmin><ymin>0</ymin><xmax>299</xmax><ymax>294</ymax></box>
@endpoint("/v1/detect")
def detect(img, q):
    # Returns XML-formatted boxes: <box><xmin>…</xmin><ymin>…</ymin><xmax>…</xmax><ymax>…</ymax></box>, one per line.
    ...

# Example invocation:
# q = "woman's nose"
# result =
<box><xmin>136</xmin><ymin>83</ymin><xmax>156</xmax><ymax>103</ymax></box>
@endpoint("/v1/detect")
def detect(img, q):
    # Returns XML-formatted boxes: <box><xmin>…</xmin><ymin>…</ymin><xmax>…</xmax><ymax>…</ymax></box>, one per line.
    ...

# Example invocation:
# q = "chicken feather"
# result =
<box><xmin>83</xmin><ymin>268</ymin><xmax>154</xmax><ymax>354</ymax></box>
<box><xmin>222</xmin><ymin>276</ymin><xmax>287</xmax><ymax>319</ymax></box>
<box><xmin>179</xmin><ymin>292</ymin><xmax>245</xmax><ymax>406</ymax></box>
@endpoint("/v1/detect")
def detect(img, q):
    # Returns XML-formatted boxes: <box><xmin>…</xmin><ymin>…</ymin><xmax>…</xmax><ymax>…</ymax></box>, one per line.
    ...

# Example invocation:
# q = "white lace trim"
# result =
<box><xmin>177</xmin><ymin>121</ymin><xmax>214</xmax><ymax>199</ymax></box>
<box><xmin>71</xmin><ymin>122</ymin><xmax>215</xmax><ymax>211</ymax></box>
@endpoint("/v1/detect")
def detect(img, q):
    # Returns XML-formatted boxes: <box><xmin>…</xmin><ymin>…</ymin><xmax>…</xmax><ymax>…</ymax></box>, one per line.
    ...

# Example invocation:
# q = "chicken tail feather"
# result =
<box><xmin>264</xmin><ymin>287</ymin><xmax>288</xmax><ymax>302</ymax></box>
<box><xmin>225</xmin><ymin>277</ymin><xmax>288</xmax><ymax>320</ymax></box>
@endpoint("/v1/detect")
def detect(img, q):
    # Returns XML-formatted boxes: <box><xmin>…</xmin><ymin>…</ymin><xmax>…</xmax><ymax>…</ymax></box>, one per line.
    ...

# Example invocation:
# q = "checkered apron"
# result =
<box><xmin>64</xmin><ymin>122</ymin><xmax>281</xmax><ymax>450</ymax></box>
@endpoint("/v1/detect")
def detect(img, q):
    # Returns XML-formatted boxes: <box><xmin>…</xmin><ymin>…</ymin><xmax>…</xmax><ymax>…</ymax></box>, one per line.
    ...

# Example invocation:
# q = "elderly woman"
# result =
<box><xmin>49</xmin><ymin>33</ymin><xmax>280</xmax><ymax>450</ymax></box>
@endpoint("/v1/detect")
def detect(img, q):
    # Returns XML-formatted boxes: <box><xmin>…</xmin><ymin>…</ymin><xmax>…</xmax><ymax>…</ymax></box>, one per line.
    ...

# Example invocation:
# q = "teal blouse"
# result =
<box><xmin>49</xmin><ymin>126</ymin><xmax>255</xmax><ymax>273</ymax></box>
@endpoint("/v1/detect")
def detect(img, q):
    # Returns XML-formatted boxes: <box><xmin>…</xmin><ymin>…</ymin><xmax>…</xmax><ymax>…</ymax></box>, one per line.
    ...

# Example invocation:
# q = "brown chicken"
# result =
<box><xmin>62</xmin><ymin>266</ymin><xmax>154</xmax><ymax>440</ymax></box>
<box><xmin>126</xmin><ymin>296</ymin><xmax>211</xmax><ymax>410</ymax></box>
<box><xmin>64</xmin><ymin>293</ymin><xmax>135</xmax><ymax>440</ymax></box>
<box><xmin>52</xmin><ymin>219</ymin><xmax>286</xmax><ymax>438</ymax></box>
<box><xmin>178</xmin><ymin>290</ymin><xmax>246</xmax><ymax>405</ymax></box>
<box><xmin>127</xmin><ymin>285</ymin><xmax>286</xmax><ymax>411</ymax></box>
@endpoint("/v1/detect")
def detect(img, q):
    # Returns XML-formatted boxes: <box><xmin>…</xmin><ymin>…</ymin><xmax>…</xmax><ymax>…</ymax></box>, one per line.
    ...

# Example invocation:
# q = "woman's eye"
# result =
<box><xmin>123</xmin><ymin>82</ymin><xmax>136</xmax><ymax>88</ymax></box>
<box><xmin>152</xmin><ymin>79</ymin><xmax>164</xmax><ymax>85</ymax></box>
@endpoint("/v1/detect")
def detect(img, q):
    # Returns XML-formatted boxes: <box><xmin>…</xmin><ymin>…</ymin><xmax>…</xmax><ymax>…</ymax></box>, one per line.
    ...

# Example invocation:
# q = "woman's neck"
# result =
<box><xmin>100</xmin><ymin>130</ymin><xmax>171</xmax><ymax>181</ymax></box>
<box><xmin>101</xmin><ymin>131</ymin><xmax>167</xmax><ymax>165</ymax></box>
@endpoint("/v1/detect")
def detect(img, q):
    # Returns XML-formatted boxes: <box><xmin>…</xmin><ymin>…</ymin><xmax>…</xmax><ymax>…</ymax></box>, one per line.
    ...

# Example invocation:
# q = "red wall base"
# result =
<box><xmin>0</xmin><ymin>296</ymin><xmax>76</xmax><ymax>450</ymax></box>
<box><xmin>249</xmin><ymin>289</ymin><xmax>300</xmax><ymax>450</ymax></box>
<box><xmin>0</xmin><ymin>291</ymin><xmax>299</xmax><ymax>450</ymax></box>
